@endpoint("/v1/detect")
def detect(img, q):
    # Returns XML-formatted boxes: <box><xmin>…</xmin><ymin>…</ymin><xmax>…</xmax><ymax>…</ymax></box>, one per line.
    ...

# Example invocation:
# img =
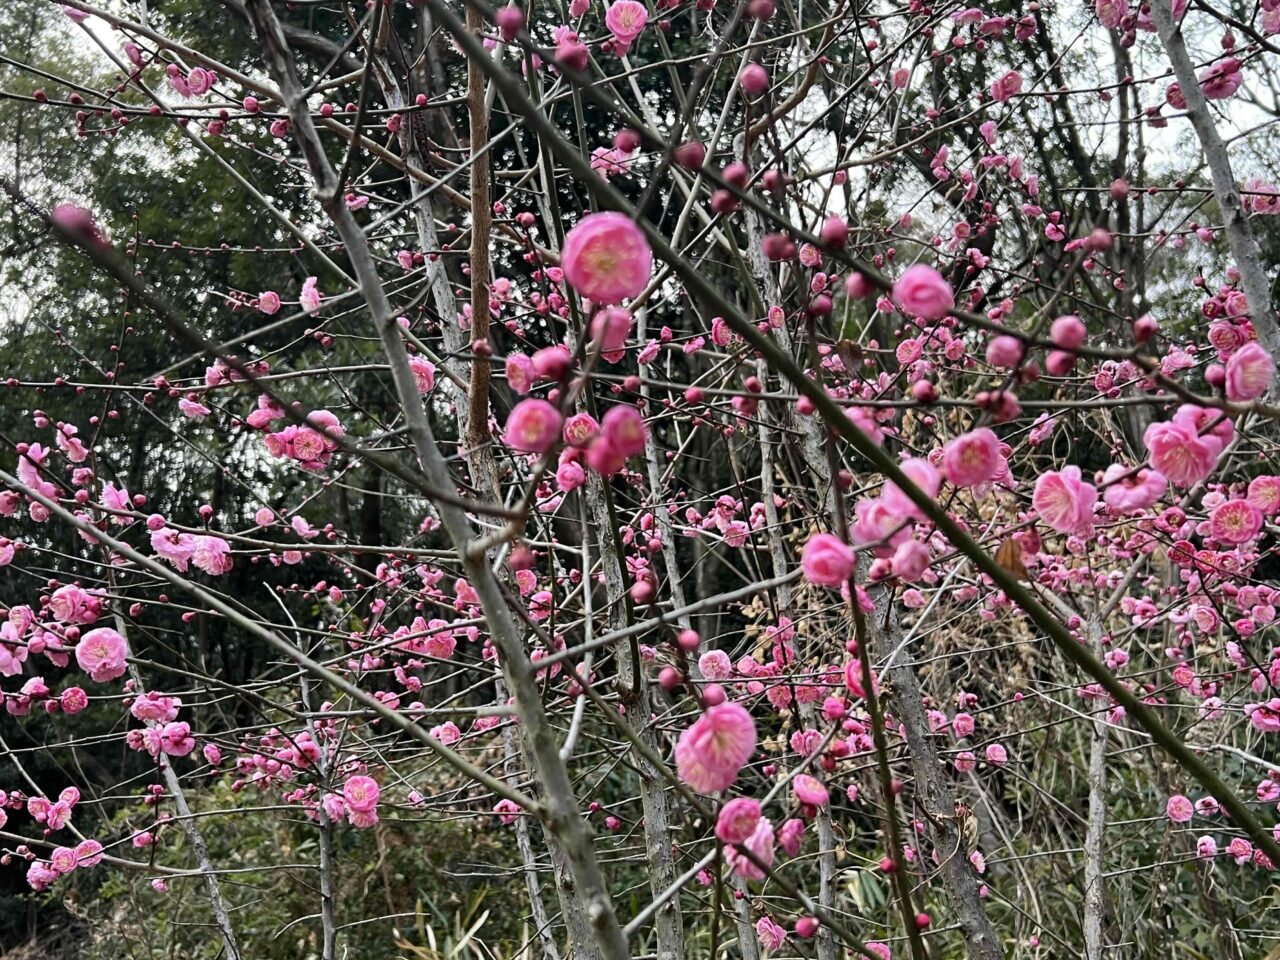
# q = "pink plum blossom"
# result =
<box><xmin>892</xmin><ymin>264</ymin><xmax>955</xmax><ymax>319</ymax></box>
<box><xmin>604</xmin><ymin>0</ymin><xmax>648</xmax><ymax>53</ymax></box>
<box><xmin>1101</xmin><ymin>464</ymin><xmax>1167</xmax><ymax>513</ymax></box>
<box><xmin>1032</xmin><ymin>466</ymin><xmax>1098</xmax><ymax>534</ymax></box>
<box><xmin>1225</xmin><ymin>342</ymin><xmax>1274</xmax><ymax>401</ymax></box>
<box><xmin>675</xmin><ymin>701</ymin><xmax>757</xmax><ymax>793</ymax></box>
<box><xmin>504</xmin><ymin>399</ymin><xmax>563</xmax><ymax>454</ymax></box>
<box><xmin>75</xmin><ymin>628</ymin><xmax>128</xmax><ymax>682</ymax></box>
<box><xmin>724</xmin><ymin>816</ymin><xmax>775</xmax><ymax>881</ymax></box>
<box><xmin>942</xmin><ymin>428</ymin><xmax>1002</xmax><ymax>487</ymax></box>
<box><xmin>881</xmin><ymin>458</ymin><xmax>941</xmax><ymax>521</ymax></box>
<box><xmin>1209</xmin><ymin>499</ymin><xmax>1263</xmax><ymax>544</ymax></box>
<box><xmin>1143</xmin><ymin>412</ymin><xmax>1225</xmax><ymax>487</ymax></box>
<box><xmin>561</xmin><ymin>212</ymin><xmax>652</xmax><ymax>305</ymax></box>
<box><xmin>801</xmin><ymin>533</ymin><xmax>854</xmax><ymax>586</ymax></box>
<box><xmin>343</xmin><ymin>775</ymin><xmax>381</xmax><ymax>814</ymax></box>
<box><xmin>1166</xmin><ymin>794</ymin><xmax>1194</xmax><ymax>823</ymax></box>
<box><xmin>716</xmin><ymin>797</ymin><xmax>762</xmax><ymax>843</ymax></box>
<box><xmin>1199</xmin><ymin>57</ymin><xmax>1243</xmax><ymax>100</ymax></box>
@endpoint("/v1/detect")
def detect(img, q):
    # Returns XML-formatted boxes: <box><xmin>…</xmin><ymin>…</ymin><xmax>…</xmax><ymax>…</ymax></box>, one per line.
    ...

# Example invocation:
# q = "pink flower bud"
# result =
<box><xmin>739</xmin><ymin>64</ymin><xmax>770</xmax><ymax>95</ymax></box>
<box><xmin>820</xmin><ymin>215</ymin><xmax>849</xmax><ymax>247</ymax></box>
<box><xmin>1050</xmin><ymin>314</ymin><xmax>1086</xmax><ymax>350</ymax></box>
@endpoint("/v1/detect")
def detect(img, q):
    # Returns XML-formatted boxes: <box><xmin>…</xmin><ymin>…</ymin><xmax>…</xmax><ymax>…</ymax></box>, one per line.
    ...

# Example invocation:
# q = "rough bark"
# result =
<box><xmin>866</xmin><ymin>599</ymin><xmax>1004</xmax><ymax>960</ymax></box>
<box><xmin>1151</xmin><ymin>0</ymin><xmax>1280</xmax><ymax>363</ymax></box>
<box><xmin>243</xmin><ymin>5</ymin><xmax>631</xmax><ymax>957</ymax></box>
<box><xmin>583</xmin><ymin>469</ymin><xmax>686</xmax><ymax>960</ymax></box>
<box><xmin>1083</xmin><ymin>711</ymin><xmax>1109</xmax><ymax>960</ymax></box>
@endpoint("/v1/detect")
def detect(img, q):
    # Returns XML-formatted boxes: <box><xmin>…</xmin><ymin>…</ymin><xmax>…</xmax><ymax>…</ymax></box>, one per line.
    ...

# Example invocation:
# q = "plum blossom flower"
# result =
<box><xmin>160</xmin><ymin>721</ymin><xmax>196</xmax><ymax>756</ymax></box>
<box><xmin>300</xmin><ymin>276</ymin><xmax>323</xmax><ymax>313</ymax></box>
<box><xmin>724</xmin><ymin>816</ymin><xmax>775</xmax><ymax>881</ymax></box>
<box><xmin>699</xmin><ymin>649</ymin><xmax>733</xmax><ymax>679</ymax></box>
<box><xmin>1246</xmin><ymin>698</ymin><xmax>1280</xmax><ymax>732</ymax></box>
<box><xmin>778</xmin><ymin>817</ymin><xmax>805</xmax><ymax>855</ymax></box>
<box><xmin>49</xmin><ymin>584</ymin><xmax>99</xmax><ymax>624</ymax></box>
<box><xmin>1101</xmin><ymin>464</ymin><xmax>1166</xmax><ymax>514</ymax></box>
<box><xmin>892</xmin><ymin>264</ymin><xmax>954</xmax><ymax>320</ymax></box>
<box><xmin>801</xmin><ymin>533</ymin><xmax>854</xmax><ymax>586</ymax></box>
<box><xmin>591</xmin><ymin>146</ymin><xmax>633</xmax><ymax>179</ymax></box>
<box><xmin>604</xmin><ymin>0</ymin><xmax>648</xmax><ymax>53</ymax></box>
<box><xmin>495</xmin><ymin>798</ymin><xmax>521</xmax><ymax>824</ymax></box>
<box><xmin>891</xmin><ymin>540</ymin><xmax>931</xmax><ymax>581</ymax></box>
<box><xmin>756</xmin><ymin>916</ymin><xmax>787</xmax><ymax>951</ymax></box>
<box><xmin>942</xmin><ymin>428</ymin><xmax>1001</xmax><ymax>487</ymax></box>
<box><xmin>851</xmin><ymin>499</ymin><xmax>911</xmax><ymax>555</ymax></box>
<box><xmin>1199</xmin><ymin>57</ymin><xmax>1243</xmax><ymax>100</ymax></box>
<box><xmin>151</xmin><ymin>526</ymin><xmax>198</xmax><ymax>570</ymax></box>
<box><xmin>45</xmin><ymin>800</ymin><xmax>73</xmax><ymax>831</ymax></box>
<box><xmin>715</xmin><ymin>797</ymin><xmax>762</xmax><ymax>843</ymax></box>
<box><xmin>1247</xmin><ymin>475</ymin><xmax>1280</xmax><ymax>515</ymax></box>
<box><xmin>1243</xmin><ymin>178</ymin><xmax>1280</xmax><ymax>215</ymax></box>
<box><xmin>61</xmin><ymin>687</ymin><xmax>88</xmax><ymax>713</ymax></box>
<box><xmin>1095</xmin><ymin>0</ymin><xmax>1129</xmax><ymax>27</ymax></box>
<box><xmin>179</xmin><ymin>398</ymin><xmax>211</xmax><ymax>419</ymax></box>
<box><xmin>881</xmin><ymin>458</ymin><xmax>941</xmax><ymax>521</ymax></box>
<box><xmin>990</xmin><ymin>70</ymin><xmax>1022</xmax><ymax>101</ymax></box>
<box><xmin>589</xmin><ymin>307</ymin><xmax>633</xmax><ymax>363</ymax></box>
<box><xmin>506</xmin><ymin>353</ymin><xmax>536</xmax><ymax>395</ymax></box>
<box><xmin>563</xmin><ymin>413</ymin><xmax>600</xmax><ymax>448</ymax></box>
<box><xmin>561</xmin><ymin>212</ymin><xmax>652</xmax><ymax>305</ymax></box>
<box><xmin>1143</xmin><ymin>408</ymin><xmax>1226</xmax><ymax>487</ymax></box>
<box><xmin>343</xmin><ymin>775</ymin><xmax>380</xmax><ymax>813</ymax></box>
<box><xmin>599</xmin><ymin>404</ymin><xmax>646</xmax><ymax>457</ymax></box>
<box><xmin>675</xmin><ymin>701</ymin><xmax>757</xmax><ymax>793</ymax></box>
<box><xmin>1209</xmin><ymin>499</ymin><xmax>1263</xmax><ymax>544</ymax></box>
<box><xmin>1166</xmin><ymin>794</ymin><xmax>1194</xmax><ymax>823</ymax></box>
<box><xmin>793</xmin><ymin>774</ymin><xmax>829</xmax><ymax>807</ymax></box>
<box><xmin>55</xmin><ymin>423</ymin><xmax>88</xmax><ymax>462</ymax></box>
<box><xmin>1225</xmin><ymin>342</ymin><xmax>1274</xmax><ymax>401</ymax></box>
<box><xmin>409</xmin><ymin>356</ymin><xmax>436</xmax><ymax>394</ymax></box>
<box><xmin>1032</xmin><ymin>466</ymin><xmax>1098</xmax><ymax>534</ymax></box>
<box><xmin>556</xmin><ymin>457</ymin><xmax>585</xmax><ymax>492</ymax></box>
<box><xmin>75</xmin><ymin>838</ymin><xmax>104</xmax><ymax>868</ymax></box>
<box><xmin>431</xmin><ymin>721</ymin><xmax>461</xmax><ymax>744</ymax></box>
<box><xmin>75</xmin><ymin>627</ymin><xmax>128</xmax><ymax>682</ymax></box>
<box><xmin>504</xmin><ymin>399</ymin><xmax>563</xmax><ymax>454</ymax></box>
<box><xmin>191</xmin><ymin>536</ymin><xmax>233</xmax><ymax>575</ymax></box>
<box><xmin>27</xmin><ymin>862</ymin><xmax>58</xmax><ymax>892</ymax></box>
<box><xmin>1227</xmin><ymin>837</ymin><xmax>1252</xmax><ymax>864</ymax></box>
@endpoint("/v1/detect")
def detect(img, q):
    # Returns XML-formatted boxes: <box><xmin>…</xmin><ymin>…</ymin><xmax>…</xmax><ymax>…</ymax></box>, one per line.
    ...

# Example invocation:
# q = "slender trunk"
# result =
<box><xmin>1083</xmin><ymin>711</ymin><xmax>1109</xmax><ymax>960</ymax></box>
<box><xmin>755</xmin><ymin>389</ymin><xmax>834</xmax><ymax>960</ymax></box>
<box><xmin>583</xmin><ymin>470</ymin><xmax>686</xmax><ymax>960</ymax></box>
<box><xmin>119</xmin><ymin>620</ymin><xmax>243</xmax><ymax>960</ymax></box>
<box><xmin>499</xmin><ymin>675</ymin><xmax>566</xmax><ymax>960</ymax></box>
<box><xmin>1150</xmin><ymin>0</ymin><xmax>1280</xmax><ymax>364</ymax></box>
<box><xmin>244</xmin><ymin>6</ymin><xmax>631</xmax><ymax>957</ymax></box>
<box><xmin>465</xmin><ymin>4</ymin><xmax>493</xmax><ymax>457</ymax></box>
<box><xmin>864</xmin><ymin>598</ymin><xmax>1003</xmax><ymax>960</ymax></box>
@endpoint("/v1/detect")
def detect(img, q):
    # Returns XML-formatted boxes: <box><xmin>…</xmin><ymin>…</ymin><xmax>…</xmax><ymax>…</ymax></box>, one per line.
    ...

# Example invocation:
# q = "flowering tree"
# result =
<box><xmin>2</xmin><ymin>0</ymin><xmax>1280</xmax><ymax>957</ymax></box>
